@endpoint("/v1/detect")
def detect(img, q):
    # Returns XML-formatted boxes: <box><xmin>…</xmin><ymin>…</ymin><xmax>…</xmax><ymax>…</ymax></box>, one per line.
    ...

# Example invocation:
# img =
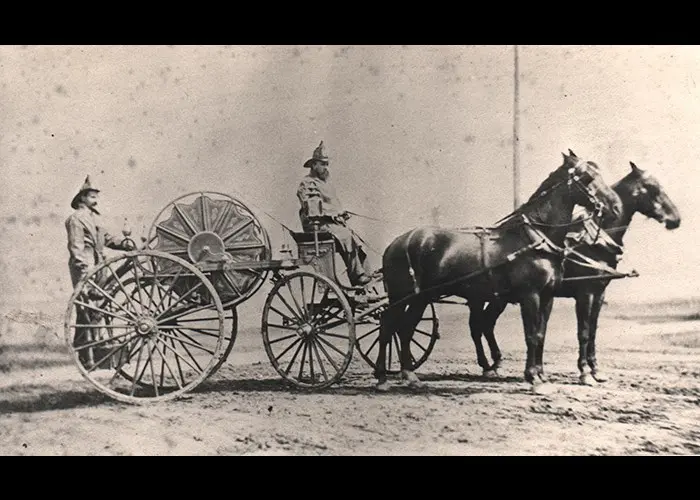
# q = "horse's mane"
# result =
<box><xmin>525</xmin><ymin>162</ymin><xmax>568</xmax><ymax>203</ymax></box>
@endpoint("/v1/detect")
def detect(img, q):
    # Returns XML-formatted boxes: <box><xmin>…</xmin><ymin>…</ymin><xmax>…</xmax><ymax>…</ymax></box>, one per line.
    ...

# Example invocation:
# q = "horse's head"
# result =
<box><xmin>560</xmin><ymin>149</ymin><xmax>623</xmax><ymax>219</ymax></box>
<box><xmin>623</xmin><ymin>162</ymin><xmax>681</xmax><ymax>229</ymax></box>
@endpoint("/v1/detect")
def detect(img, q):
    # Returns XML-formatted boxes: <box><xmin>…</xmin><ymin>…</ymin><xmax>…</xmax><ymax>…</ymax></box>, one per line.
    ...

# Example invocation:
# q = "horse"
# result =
<box><xmin>373</xmin><ymin>150</ymin><xmax>623</xmax><ymax>394</ymax></box>
<box><xmin>469</xmin><ymin>159</ymin><xmax>681</xmax><ymax>385</ymax></box>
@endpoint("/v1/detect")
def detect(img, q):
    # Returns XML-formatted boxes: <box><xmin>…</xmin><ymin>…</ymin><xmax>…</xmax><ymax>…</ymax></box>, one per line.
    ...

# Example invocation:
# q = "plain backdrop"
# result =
<box><xmin>1</xmin><ymin>45</ymin><xmax>697</xmax><ymax>312</ymax></box>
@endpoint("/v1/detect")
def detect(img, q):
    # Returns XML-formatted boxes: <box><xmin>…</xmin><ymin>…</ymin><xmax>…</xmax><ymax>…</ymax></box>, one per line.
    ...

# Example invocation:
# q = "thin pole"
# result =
<box><xmin>513</xmin><ymin>44</ymin><xmax>521</xmax><ymax>210</ymax></box>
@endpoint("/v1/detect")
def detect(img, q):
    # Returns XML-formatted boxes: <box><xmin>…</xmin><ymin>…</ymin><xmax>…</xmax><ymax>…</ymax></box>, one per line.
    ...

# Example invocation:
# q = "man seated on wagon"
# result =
<box><xmin>296</xmin><ymin>141</ymin><xmax>380</xmax><ymax>294</ymax></box>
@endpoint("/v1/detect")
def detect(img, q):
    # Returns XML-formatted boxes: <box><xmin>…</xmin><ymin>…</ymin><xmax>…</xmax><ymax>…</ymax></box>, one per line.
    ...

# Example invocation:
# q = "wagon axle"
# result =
<box><xmin>135</xmin><ymin>316</ymin><xmax>159</xmax><ymax>336</ymax></box>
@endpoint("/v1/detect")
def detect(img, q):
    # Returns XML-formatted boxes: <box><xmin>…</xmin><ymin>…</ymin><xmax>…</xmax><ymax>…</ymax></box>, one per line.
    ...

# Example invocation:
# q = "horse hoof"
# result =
<box><xmin>531</xmin><ymin>382</ymin><xmax>556</xmax><ymax>396</ymax></box>
<box><xmin>579</xmin><ymin>373</ymin><xmax>598</xmax><ymax>386</ymax></box>
<box><xmin>375</xmin><ymin>382</ymin><xmax>391</xmax><ymax>392</ymax></box>
<box><xmin>592</xmin><ymin>371</ymin><xmax>609</xmax><ymax>383</ymax></box>
<box><xmin>483</xmin><ymin>369</ymin><xmax>499</xmax><ymax>378</ymax></box>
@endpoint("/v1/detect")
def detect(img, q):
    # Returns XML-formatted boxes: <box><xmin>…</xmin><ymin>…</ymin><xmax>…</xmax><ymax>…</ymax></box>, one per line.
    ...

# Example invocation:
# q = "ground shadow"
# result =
<box><xmin>0</xmin><ymin>358</ymin><xmax>74</xmax><ymax>372</ymax></box>
<box><xmin>192</xmin><ymin>371</ymin><xmax>533</xmax><ymax>398</ymax></box>
<box><xmin>0</xmin><ymin>343</ymin><xmax>69</xmax><ymax>354</ymax></box>
<box><xmin>0</xmin><ymin>384</ymin><xmax>114</xmax><ymax>413</ymax></box>
<box><xmin>417</xmin><ymin>371</ymin><xmax>524</xmax><ymax>384</ymax></box>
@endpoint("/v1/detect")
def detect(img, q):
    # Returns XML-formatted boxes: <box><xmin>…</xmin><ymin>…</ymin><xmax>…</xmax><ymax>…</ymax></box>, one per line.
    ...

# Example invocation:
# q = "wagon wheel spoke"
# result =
<box><xmin>268</xmin><ymin>305</ymin><xmax>300</xmax><ymax>327</ymax></box>
<box><xmin>85</xmin><ymin>279</ymin><xmax>139</xmax><ymax>322</ymax></box>
<box><xmin>129</xmin><ymin>338</ymin><xmax>148</xmax><ymax>396</ymax></box>
<box><xmin>283</xmin><ymin>339</ymin><xmax>305</xmax><ymax>376</ymax></box>
<box><xmin>146</xmin><ymin>338</ymin><xmax>160</xmax><ymax>397</ymax></box>
<box><xmin>286</xmin><ymin>279</ymin><xmax>307</xmax><ymax>322</ymax></box>
<box><xmin>156</xmin><ymin>224</ymin><xmax>191</xmax><ymax>244</ymax></box>
<box><xmin>155</xmin><ymin>281</ymin><xmax>205</xmax><ymax>321</ymax></box>
<box><xmin>272</xmin><ymin>289</ymin><xmax>304</xmax><ymax>323</ymax></box>
<box><xmin>157</xmin><ymin>330</ymin><xmax>216</xmax><ymax>355</ymax></box>
<box><xmin>309</xmin><ymin>305</ymin><xmax>341</xmax><ymax>328</ymax></box>
<box><xmin>173</xmin><ymin>204</ymin><xmax>199</xmax><ymax>236</ymax></box>
<box><xmin>358</xmin><ymin>335</ymin><xmax>380</xmax><ymax>358</ymax></box>
<box><xmin>316</xmin><ymin>337</ymin><xmax>345</xmax><ymax>371</ymax></box>
<box><xmin>220</xmin><ymin>218</ymin><xmax>254</xmax><ymax>244</ymax></box>
<box><xmin>410</xmin><ymin>337</ymin><xmax>428</xmax><ymax>355</ymax></box>
<box><xmin>73</xmin><ymin>330</ymin><xmax>136</xmax><ymax>352</ymax></box>
<box><xmin>414</xmin><ymin>328</ymin><xmax>433</xmax><ymax>338</ymax></box>
<box><xmin>105</xmin><ymin>264</ymin><xmax>141</xmax><ymax>315</ymax></box>
<box><xmin>310</xmin><ymin>339</ymin><xmax>329</xmax><ymax>383</ymax></box>
<box><xmin>297</xmin><ymin>341</ymin><xmax>309</xmax><ymax>381</ymax></box>
<box><xmin>221</xmin><ymin>272</ymin><xmax>243</xmax><ymax>298</ymax></box>
<box><xmin>84</xmin><ymin>337</ymin><xmax>133</xmax><ymax>374</ymax></box>
<box><xmin>73</xmin><ymin>300</ymin><xmax>132</xmax><ymax>325</ymax></box>
<box><xmin>211</xmin><ymin>202</ymin><xmax>234</xmax><ymax>235</ymax></box>
<box><xmin>152</xmin><ymin>267</ymin><xmax>184</xmax><ymax>312</ymax></box>
<box><xmin>356</xmin><ymin>325</ymin><xmax>380</xmax><ymax>342</ymax></box>
<box><xmin>312</xmin><ymin>337</ymin><xmax>340</xmax><ymax>374</ymax></box>
<box><xmin>157</xmin><ymin>336</ymin><xmax>203</xmax><ymax>375</ymax></box>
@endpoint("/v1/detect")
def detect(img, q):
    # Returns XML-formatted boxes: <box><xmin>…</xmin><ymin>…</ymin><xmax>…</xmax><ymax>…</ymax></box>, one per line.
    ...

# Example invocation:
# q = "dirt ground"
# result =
<box><xmin>1</xmin><ymin>297</ymin><xmax>699</xmax><ymax>456</ymax></box>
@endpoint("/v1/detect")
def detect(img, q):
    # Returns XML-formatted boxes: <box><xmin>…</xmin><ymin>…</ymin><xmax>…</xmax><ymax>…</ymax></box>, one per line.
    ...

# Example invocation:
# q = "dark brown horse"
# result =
<box><xmin>469</xmin><ymin>160</ymin><xmax>681</xmax><ymax>385</ymax></box>
<box><xmin>374</xmin><ymin>151</ymin><xmax>623</xmax><ymax>394</ymax></box>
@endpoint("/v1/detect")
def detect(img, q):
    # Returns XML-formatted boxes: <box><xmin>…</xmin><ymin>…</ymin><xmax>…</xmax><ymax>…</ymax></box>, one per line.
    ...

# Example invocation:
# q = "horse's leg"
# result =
<box><xmin>468</xmin><ymin>300</ymin><xmax>491</xmax><ymax>376</ymax></box>
<box><xmin>520</xmin><ymin>292</ymin><xmax>541</xmax><ymax>387</ymax></box>
<box><xmin>588</xmin><ymin>289</ymin><xmax>609</xmax><ymax>383</ymax></box>
<box><xmin>482</xmin><ymin>299</ymin><xmax>508</xmax><ymax>376</ymax></box>
<box><xmin>534</xmin><ymin>290</ymin><xmax>554</xmax><ymax>383</ymax></box>
<box><xmin>575</xmin><ymin>292</ymin><xmax>597</xmax><ymax>386</ymax></box>
<box><xmin>374</xmin><ymin>303</ymin><xmax>401</xmax><ymax>392</ymax></box>
<box><xmin>398</xmin><ymin>300</ymin><xmax>429</xmax><ymax>389</ymax></box>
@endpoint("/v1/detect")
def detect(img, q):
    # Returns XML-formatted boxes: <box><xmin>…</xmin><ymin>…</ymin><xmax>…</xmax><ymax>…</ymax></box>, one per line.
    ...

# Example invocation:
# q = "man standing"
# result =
<box><xmin>65</xmin><ymin>175</ymin><xmax>134</xmax><ymax>289</ymax></box>
<box><xmin>296</xmin><ymin>141</ymin><xmax>375</xmax><ymax>287</ymax></box>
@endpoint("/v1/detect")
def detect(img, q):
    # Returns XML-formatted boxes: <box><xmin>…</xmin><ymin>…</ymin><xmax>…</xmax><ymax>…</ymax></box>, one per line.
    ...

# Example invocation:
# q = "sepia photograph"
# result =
<box><xmin>0</xmin><ymin>44</ymin><xmax>698</xmax><ymax>455</ymax></box>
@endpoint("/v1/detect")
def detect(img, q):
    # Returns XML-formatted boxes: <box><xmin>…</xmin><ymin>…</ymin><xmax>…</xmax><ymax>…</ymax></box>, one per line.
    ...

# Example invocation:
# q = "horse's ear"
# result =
<box><xmin>630</xmin><ymin>161</ymin><xmax>641</xmax><ymax>173</ymax></box>
<box><xmin>568</xmin><ymin>149</ymin><xmax>578</xmax><ymax>158</ymax></box>
<box><xmin>562</xmin><ymin>152</ymin><xmax>568</xmax><ymax>161</ymax></box>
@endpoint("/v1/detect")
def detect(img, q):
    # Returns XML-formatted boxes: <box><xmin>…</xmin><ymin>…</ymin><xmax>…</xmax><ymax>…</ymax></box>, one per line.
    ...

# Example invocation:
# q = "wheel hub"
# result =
<box><xmin>296</xmin><ymin>323</ymin><xmax>314</xmax><ymax>339</ymax></box>
<box><xmin>136</xmin><ymin>317</ymin><xmax>158</xmax><ymax>336</ymax></box>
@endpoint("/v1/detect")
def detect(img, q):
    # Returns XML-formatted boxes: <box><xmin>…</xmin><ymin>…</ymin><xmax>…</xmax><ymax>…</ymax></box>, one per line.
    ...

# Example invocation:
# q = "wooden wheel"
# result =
<box><xmin>355</xmin><ymin>302</ymin><xmax>439</xmax><ymax>375</ymax></box>
<box><xmin>147</xmin><ymin>191</ymin><xmax>271</xmax><ymax>306</ymax></box>
<box><xmin>64</xmin><ymin>250</ymin><xmax>226</xmax><ymax>404</ymax></box>
<box><xmin>262</xmin><ymin>271</ymin><xmax>355</xmax><ymax>389</ymax></box>
<box><xmin>114</xmin><ymin>277</ymin><xmax>238</xmax><ymax>379</ymax></box>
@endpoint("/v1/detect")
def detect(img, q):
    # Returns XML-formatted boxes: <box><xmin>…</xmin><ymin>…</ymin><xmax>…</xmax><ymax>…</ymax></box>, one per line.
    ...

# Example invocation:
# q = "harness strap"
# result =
<box><xmin>563</xmin><ymin>246</ymin><xmax>630</xmax><ymax>277</ymax></box>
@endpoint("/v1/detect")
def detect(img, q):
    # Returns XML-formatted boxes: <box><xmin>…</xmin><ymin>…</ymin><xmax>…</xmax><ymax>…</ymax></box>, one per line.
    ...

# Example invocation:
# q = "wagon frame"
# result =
<box><xmin>64</xmin><ymin>191</ymin><xmax>439</xmax><ymax>404</ymax></box>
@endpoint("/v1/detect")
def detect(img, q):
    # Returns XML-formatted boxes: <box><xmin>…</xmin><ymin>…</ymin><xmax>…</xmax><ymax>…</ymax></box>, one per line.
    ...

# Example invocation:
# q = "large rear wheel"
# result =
<box><xmin>64</xmin><ymin>250</ymin><xmax>226</xmax><ymax>404</ymax></box>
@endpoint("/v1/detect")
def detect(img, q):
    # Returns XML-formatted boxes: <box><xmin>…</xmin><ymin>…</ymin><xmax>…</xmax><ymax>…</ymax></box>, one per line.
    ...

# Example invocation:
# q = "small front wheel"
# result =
<box><xmin>262</xmin><ymin>271</ymin><xmax>355</xmax><ymax>389</ymax></box>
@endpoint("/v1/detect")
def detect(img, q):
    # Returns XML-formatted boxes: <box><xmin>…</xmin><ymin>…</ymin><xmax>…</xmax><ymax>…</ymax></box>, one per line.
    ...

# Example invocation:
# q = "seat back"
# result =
<box><xmin>291</xmin><ymin>231</ymin><xmax>337</xmax><ymax>280</ymax></box>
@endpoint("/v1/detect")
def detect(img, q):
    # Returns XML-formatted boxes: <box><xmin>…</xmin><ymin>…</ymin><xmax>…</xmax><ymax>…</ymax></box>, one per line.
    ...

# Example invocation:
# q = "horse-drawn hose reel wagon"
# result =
<box><xmin>64</xmin><ymin>191</ymin><xmax>440</xmax><ymax>404</ymax></box>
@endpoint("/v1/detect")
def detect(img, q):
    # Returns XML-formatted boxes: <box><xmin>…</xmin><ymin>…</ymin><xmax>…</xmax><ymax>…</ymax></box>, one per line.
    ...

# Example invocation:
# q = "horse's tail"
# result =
<box><xmin>382</xmin><ymin>227</ymin><xmax>427</xmax><ymax>301</ymax></box>
<box><xmin>404</xmin><ymin>228</ymin><xmax>421</xmax><ymax>296</ymax></box>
